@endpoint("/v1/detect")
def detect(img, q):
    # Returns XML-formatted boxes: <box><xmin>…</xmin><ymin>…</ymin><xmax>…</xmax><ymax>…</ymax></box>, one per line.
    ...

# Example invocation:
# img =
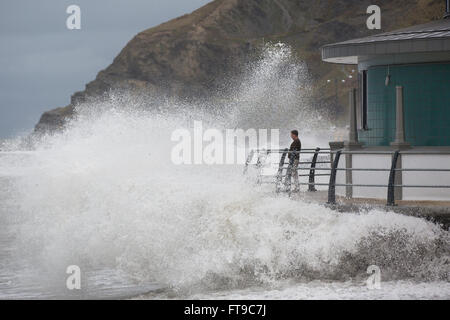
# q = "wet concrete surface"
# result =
<box><xmin>291</xmin><ymin>190</ymin><xmax>450</xmax><ymax>229</ymax></box>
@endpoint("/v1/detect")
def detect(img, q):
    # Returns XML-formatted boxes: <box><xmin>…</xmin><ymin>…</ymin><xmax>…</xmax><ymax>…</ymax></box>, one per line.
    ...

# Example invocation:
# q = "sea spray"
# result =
<box><xmin>1</xmin><ymin>44</ymin><xmax>448</xmax><ymax>297</ymax></box>
<box><xmin>9</xmin><ymin>106</ymin><xmax>449</xmax><ymax>294</ymax></box>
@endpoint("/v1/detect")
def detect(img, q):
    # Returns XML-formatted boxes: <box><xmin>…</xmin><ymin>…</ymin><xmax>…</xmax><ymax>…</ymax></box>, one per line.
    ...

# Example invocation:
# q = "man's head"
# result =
<box><xmin>290</xmin><ymin>130</ymin><xmax>299</xmax><ymax>140</ymax></box>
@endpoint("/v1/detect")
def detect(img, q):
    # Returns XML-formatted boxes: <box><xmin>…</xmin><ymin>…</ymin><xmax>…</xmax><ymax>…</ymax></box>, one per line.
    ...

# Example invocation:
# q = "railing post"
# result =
<box><xmin>387</xmin><ymin>150</ymin><xmax>400</xmax><ymax>206</ymax></box>
<box><xmin>243</xmin><ymin>150</ymin><xmax>254</xmax><ymax>175</ymax></box>
<box><xmin>276</xmin><ymin>148</ymin><xmax>288</xmax><ymax>193</ymax></box>
<box><xmin>329</xmin><ymin>142</ymin><xmax>344</xmax><ymax>164</ymax></box>
<box><xmin>327</xmin><ymin>150</ymin><xmax>342</xmax><ymax>205</ymax></box>
<box><xmin>308</xmin><ymin>147</ymin><xmax>321</xmax><ymax>192</ymax></box>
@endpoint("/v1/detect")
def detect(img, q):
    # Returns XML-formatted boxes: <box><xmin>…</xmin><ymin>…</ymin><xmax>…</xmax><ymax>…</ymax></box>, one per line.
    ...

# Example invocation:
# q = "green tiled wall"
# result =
<box><xmin>358</xmin><ymin>62</ymin><xmax>450</xmax><ymax>146</ymax></box>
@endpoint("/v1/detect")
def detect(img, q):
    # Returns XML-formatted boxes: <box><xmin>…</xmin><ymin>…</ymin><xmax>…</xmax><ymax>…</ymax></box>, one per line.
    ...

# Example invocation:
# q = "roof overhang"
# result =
<box><xmin>321</xmin><ymin>19</ymin><xmax>450</xmax><ymax>65</ymax></box>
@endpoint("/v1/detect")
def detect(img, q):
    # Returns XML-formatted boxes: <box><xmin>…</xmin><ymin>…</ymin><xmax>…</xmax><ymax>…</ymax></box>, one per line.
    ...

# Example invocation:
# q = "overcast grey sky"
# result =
<box><xmin>0</xmin><ymin>0</ymin><xmax>210</xmax><ymax>138</ymax></box>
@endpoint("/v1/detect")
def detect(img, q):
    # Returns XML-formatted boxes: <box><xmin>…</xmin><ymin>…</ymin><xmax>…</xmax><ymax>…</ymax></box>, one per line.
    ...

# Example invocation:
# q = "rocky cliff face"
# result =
<box><xmin>35</xmin><ymin>0</ymin><xmax>446</xmax><ymax>132</ymax></box>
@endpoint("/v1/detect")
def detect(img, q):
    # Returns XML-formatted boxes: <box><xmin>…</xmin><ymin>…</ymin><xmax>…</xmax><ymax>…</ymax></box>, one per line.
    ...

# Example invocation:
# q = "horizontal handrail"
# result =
<box><xmin>395</xmin><ymin>168</ymin><xmax>450</xmax><ymax>172</ymax></box>
<box><xmin>297</xmin><ymin>168</ymin><xmax>390</xmax><ymax>171</ymax></box>
<box><xmin>259</xmin><ymin>178</ymin><xmax>450</xmax><ymax>188</ymax></box>
<box><xmin>330</xmin><ymin>150</ymin><xmax>395</xmax><ymax>155</ymax></box>
<box><xmin>252</xmin><ymin>148</ymin><xmax>330</xmax><ymax>152</ymax></box>
<box><xmin>284</xmin><ymin>168</ymin><xmax>335</xmax><ymax>171</ymax></box>
<box><xmin>252</xmin><ymin>150</ymin><xmax>331</xmax><ymax>155</ymax></box>
<box><xmin>401</xmin><ymin>150</ymin><xmax>450</xmax><ymax>155</ymax></box>
<box><xmin>276</xmin><ymin>174</ymin><xmax>331</xmax><ymax>178</ymax></box>
<box><xmin>394</xmin><ymin>185</ymin><xmax>450</xmax><ymax>188</ymax></box>
<box><xmin>299</xmin><ymin>174</ymin><xmax>330</xmax><ymax>177</ymax></box>
<box><xmin>298</xmin><ymin>161</ymin><xmax>332</xmax><ymax>165</ymax></box>
<box><xmin>330</xmin><ymin>150</ymin><xmax>450</xmax><ymax>155</ymax></box>
<box><xmin>313</xmin><ymin>183</ymin><xmax>387</xmax><ymax>187</ymax></box>
<box><xmin>289</xmin><ymin>167</ymin><xmax>450</xmax><ymax>172</ymax></box>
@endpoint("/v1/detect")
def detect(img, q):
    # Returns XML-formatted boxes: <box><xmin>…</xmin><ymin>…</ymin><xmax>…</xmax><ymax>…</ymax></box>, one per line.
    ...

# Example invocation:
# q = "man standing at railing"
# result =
<box><xmin>289</xmin><ymin>130</ymin><xmax>302</xmax><ymax>192</ymax></box>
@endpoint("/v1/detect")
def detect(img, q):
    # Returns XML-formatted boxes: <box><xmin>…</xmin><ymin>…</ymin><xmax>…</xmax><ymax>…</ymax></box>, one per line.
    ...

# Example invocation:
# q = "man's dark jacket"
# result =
<box><xmin>289</xmin><ymin>138</ymin><xmax>302</xmax><ymax>160</ymax></box>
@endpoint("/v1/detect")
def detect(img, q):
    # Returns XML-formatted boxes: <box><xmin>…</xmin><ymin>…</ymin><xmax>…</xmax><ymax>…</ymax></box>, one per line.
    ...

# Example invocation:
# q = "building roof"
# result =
<box><xmin>322</xmin><ymin>19</ymin><xmax>450</xmax><ymax>64</ymax></box>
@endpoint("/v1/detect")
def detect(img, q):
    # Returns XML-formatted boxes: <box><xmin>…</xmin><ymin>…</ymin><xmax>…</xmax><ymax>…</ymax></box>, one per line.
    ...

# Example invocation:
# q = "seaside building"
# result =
<box><xmin>321</xmin><ymin>2</ymin><xmax>450</xmax><ymax>202</ymax></box>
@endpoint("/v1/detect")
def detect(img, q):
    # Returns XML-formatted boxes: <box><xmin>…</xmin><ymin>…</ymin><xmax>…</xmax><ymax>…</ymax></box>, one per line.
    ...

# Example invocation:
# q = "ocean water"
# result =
<box><xmin>0</xmin><ymin>44</ymin><xmax>448</xmax><ymax>299</ymax></box>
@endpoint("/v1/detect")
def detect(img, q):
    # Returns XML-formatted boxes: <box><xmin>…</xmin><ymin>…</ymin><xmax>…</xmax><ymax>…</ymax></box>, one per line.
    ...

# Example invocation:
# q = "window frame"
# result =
<box><xmin>358</xmin><ymin>70</ymin><xmax>369</xmax><ymax>130</ymax></box>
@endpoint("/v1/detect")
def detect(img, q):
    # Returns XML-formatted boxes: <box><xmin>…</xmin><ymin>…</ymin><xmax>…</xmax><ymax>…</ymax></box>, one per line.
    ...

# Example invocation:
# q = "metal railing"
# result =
<box><xmin>244</xmin><ymin>148</ymin><xmax>450</xmax><ymax>206</ymax></box>
<box><xmin>244</xmin><ymin>147</ymin><xmax>332</xmax><ymax>195</ymax></box>
<box><xmin>326</xmin><ymin>149</ymin><xmax>450</xmax><ymax>206</ymax></box>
